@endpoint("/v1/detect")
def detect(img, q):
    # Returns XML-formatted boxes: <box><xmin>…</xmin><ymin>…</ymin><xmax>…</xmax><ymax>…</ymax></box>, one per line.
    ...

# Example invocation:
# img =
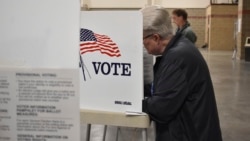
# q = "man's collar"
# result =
<box><xmin>162</xmin><ymin>32</ymin><xmax>182</xmax><ymax>56</ymax></box>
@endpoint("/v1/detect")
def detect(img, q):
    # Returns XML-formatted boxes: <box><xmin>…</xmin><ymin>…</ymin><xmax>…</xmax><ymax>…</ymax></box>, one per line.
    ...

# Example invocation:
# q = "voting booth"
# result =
<box><xmin>0</xmin><ymin>1</ymin><xmax>80</xmax><ymax>141</ymax></box>
<box><xmin>79</xmin><ymin>11</ymin><xmax>152</xmax><ymax>141</ymax></box>
<box><xmin>0</xmin><ymin>3</ymin><xmax>152</xmax><ymax>140</ymax></box>
<box><xmin>80</xmin><ymin>11</ymin><xmax>144</xmax><ymax>113</ymax></box>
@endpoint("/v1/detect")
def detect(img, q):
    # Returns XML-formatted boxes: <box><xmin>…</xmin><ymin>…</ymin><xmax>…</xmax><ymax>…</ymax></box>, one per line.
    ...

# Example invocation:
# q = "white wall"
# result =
<box><xmin>157</xmin><ymin>0</ymin><xmax>233</xmax><ymax>8</ymax></box>
<box><xmin>81</xmin><ymin>0</ymin><xmax>234</xmax><ymax>9</ymax></box>
<box><xmin>84</xmin><ymin>0</ymin><xmax>148</xmax><ymax>8</ymax></box>
<box><xmin>82</xmin><ymin>0</ymin><xmax>211</xmax><ymax>8</ymax></box>
<box><xmin>157</xmin><ymin>0</ymin><xmax>210</xmax><ymax>8</ymax></box>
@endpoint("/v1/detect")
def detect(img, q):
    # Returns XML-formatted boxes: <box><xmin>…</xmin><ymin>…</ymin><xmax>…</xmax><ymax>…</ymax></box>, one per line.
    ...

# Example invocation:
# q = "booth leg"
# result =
<box><xmin>102</xmin><ymin>125</ymin><xmax>107</xmax><ymax>141</ymax></box>
<box><xmin>142</xmin><ymin>128</ymin><xmax>147</xmax><ymax>141</ymax></box>
<box><xmin>115</xmin><ymin>127</ymin><xmax>120</xmax><ymax>141</ymax></box>
<box><xmin>86</xmin><ymin>124</ymin><xmax>91</xmax><ymax>141</ymax></box>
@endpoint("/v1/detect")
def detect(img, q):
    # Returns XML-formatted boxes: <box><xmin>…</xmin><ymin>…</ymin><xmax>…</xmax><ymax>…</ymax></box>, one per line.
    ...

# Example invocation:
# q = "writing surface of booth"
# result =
<box><xmin>80</xmin><ymin>11</ymin><xmax>144</xmax><ymax>113</ymax></box>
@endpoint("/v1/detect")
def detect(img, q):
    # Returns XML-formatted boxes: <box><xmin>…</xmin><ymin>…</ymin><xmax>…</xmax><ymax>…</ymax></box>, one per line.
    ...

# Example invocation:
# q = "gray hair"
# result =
<box><xmin>140</xmin><ymin>6</ymin><xmax>173</xmax><ymax>39</ymax></box>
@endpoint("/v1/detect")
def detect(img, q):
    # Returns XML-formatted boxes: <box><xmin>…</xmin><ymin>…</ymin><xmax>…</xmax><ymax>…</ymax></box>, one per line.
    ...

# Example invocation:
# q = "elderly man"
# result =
<box><xmin>141</xmin><ymin>6</ymin><xmax>222</xmax><ymax>141</ymax></box>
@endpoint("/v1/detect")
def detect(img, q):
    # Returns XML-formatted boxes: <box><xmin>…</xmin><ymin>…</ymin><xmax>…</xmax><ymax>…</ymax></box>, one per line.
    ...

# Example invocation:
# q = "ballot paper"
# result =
<box><xmin>125</xmin><ymin>111</ymin><xmax>147</xmax><ymax>116</ymax></box>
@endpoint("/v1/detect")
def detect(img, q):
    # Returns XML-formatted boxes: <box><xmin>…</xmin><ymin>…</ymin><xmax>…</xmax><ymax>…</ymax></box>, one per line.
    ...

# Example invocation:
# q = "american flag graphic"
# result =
<box><xmin>80</xmin><ymin>28</ymin><xmax>121</xmax><ymax>57</ymax></box>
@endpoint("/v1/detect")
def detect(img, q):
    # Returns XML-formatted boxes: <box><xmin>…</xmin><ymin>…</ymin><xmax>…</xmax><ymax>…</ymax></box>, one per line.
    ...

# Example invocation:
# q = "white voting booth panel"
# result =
<box><xmin>0</xmin><ymin>0</ymin><xmax>79</xmax><ymax>69</ymax></box>
<box><xmin>80</xmin><ymin>11</ymin><xmax>143</xmax><ymax>113</ymax></box>
<box><xmin>0</xmin><ymin>1</ymin><xmax>80</xmax><ymax>141</ymax></box>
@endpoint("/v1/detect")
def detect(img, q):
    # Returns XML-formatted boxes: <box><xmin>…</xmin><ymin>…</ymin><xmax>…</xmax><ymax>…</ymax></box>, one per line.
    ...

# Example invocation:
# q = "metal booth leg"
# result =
<box><xmin>102</xmin><ymin>125</ymin><xmax>107</xmax><ymax>141</ymax></box>
<box><xmin>142</xmin><ymin>128</ymin><xmax>147</xmax><ymax>141</ymax></box>
<box><xmin>86</xmin><ymin>124</ymin><xmax>91</xmax><ymax>141</ymax></box>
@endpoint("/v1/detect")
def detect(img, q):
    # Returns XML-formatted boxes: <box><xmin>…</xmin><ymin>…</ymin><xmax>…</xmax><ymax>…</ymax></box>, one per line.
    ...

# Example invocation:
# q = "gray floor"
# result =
<box><xmin>80</xmin><ymin>49</ymin><xmax>250</xmax><ymax>141</ymax></box>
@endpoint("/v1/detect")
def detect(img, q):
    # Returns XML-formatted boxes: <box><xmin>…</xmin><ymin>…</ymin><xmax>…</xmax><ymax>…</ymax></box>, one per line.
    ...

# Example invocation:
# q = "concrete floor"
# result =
<box><xmin>80</xmin><ymin>50</ymin><xmax>250</xmax><ymax>141</ymax></box>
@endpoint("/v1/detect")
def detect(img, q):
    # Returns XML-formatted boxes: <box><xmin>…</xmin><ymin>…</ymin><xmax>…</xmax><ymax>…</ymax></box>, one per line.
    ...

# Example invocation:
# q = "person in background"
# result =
<box><xmin>172</xmin><ymin>8</ymin><xmax>197</xmax><ymax>44</ymax></box>
<box><xmin>141</xmin><ymin>6</ymin><xmax>222</xmax><ymax>141</ymax></box>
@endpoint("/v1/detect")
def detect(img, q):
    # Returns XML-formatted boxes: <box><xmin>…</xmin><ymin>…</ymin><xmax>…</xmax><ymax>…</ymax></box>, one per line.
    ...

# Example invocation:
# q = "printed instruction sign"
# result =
<box><xmin>80</xmin><ymin>11</ymin><xmax>143</xmax><ymax>113</ymax></box>
<box><xmin>0</xmin><ymin>68</ymin><xmax>79</xmax><ymax>141</ymax></box>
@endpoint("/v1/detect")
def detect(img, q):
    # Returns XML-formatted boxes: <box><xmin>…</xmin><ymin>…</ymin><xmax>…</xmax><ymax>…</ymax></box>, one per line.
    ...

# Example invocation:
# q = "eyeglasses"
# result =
<box><xmin>143</xmin><ymin>34</ymin><xmax>154</xmax><ymax>40</ymax></box>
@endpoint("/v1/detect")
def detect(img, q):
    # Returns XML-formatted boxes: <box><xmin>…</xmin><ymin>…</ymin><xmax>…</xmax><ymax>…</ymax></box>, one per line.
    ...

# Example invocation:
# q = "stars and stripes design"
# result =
<box><xmin>80</xmin><ymin>28</ymin><xmax>121</xmax><ymax>57</ymax></box>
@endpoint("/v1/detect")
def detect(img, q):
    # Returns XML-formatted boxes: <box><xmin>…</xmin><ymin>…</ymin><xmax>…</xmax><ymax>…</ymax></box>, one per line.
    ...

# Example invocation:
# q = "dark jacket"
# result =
<box><xmin>177</xmin><ymin>22</ymin><xmax>197</xmax><ymax>44</ymax></box>
<box><xmin>143</xmin><ymin>33</ymin><xmax>222</xmax><ymax>141</ymax></box>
